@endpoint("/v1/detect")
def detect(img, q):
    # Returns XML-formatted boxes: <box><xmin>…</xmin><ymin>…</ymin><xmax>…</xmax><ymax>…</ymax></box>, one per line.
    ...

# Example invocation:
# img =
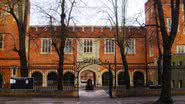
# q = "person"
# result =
<box><xmin>86</xmin><ymin>79</ymin><xmax>93</xmax><ymax>90</ymax></box>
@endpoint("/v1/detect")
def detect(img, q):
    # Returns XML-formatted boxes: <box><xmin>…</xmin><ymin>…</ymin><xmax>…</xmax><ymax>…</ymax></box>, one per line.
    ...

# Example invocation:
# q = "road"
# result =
<box><xmin>0</xmin><ymin>89</ymin><xmax>184</xmax><ymax>104</ymax></box>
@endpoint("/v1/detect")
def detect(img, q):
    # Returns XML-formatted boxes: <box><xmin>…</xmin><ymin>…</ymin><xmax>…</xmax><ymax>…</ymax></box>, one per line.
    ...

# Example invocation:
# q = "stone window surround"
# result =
<box><xmin>83</xmin><ymin>39</ymin><xmax>93</xmax><ymax>53</ymax></box>
<box><xmin>40</xmin><ymin>38</ymin><xmax>52</xmax><ymax>54</ymax></box>
<box><xmin>64</xmin><ymin>38</ymin><xmax>73</xmax><ymax>54</ymax></box>
<box><xmin>126</xmin><ymin>39</ymin><xmax>136</xmax><ymax>54</ymax></box>
<box><xmin>104</xmin><ymin>38</ymin><xmax>115</xmax><ymax>54</ymax></box>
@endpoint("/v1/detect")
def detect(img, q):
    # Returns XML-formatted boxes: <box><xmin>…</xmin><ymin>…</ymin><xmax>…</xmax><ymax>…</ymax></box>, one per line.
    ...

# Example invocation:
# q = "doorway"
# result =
<box><xmin>134</xmin><ymin>71</ymin><xmax>145</xmax><ymax>87</ymax></box>
<box><xmin>80</xmin><ymin>70</ymin><xmax>96</xmax><ymax>87</ymax></box>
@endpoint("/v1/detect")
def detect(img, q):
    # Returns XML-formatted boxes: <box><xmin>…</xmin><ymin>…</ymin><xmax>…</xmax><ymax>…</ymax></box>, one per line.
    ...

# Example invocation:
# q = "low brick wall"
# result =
<box><xmin>0</xmin><ymin>89</ymin><xmax>79</xmax><ymax>98</ymax></box>
<box><xmin>115</xmin><ymin>87</ymin><xmax>185</xmax><ymax>97</ymax></box>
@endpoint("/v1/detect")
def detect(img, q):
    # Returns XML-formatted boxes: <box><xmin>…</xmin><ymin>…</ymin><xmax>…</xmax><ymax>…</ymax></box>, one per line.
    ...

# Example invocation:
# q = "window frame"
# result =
<box><xmin>83</xmin><ymin>39</ymin><xmax>93</xmax><ymax>53</ymax></box>
<box><xmin>126</xmin><ymin>39</ymin><xmax>136</xmax><ymax>54</ymax></box>
<box><xmin>176</xmin><ymin>45</ymin><xmax>185</xmax><ymax>54</ymax></box>
<box><xmin>64</xmin><ymin>38</ymin><xmax>73</xmax><ymax>54</ymax></box>
<box><xmin>166</xmin><ymin>18</ymin><xmax>172</xmax><ymax>32</ymax></box>
<box><xmin>104</xmin><ymin>38</ymin><xmax>115</xmax><ymax>54</ymax></box>
<box><xmin>40</xmin><ymin>38</ymin><xmax>52</xmax><ymax>54</ymax></box>
<box><xmin>149</xmin><ymin>38</ymin><xmax>154</xmax><ymax>57</ymax></box>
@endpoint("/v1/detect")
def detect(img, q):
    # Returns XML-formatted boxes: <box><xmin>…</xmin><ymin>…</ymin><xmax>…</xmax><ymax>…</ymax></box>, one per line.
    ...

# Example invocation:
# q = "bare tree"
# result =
<box><xmin>101</xmin><ymin>0</ymin><xmax>132</xmax><ymax>89</ymax></box>
<box><xmin>154</xmin><ymin>1</ymin><xmax>162</xmax><ymax>86</ymax></box>
<box><xmin>153</xmin><ymin>0</ymin><xmax>180</xmax><ymax>104</ymax></box>
<box><xmin>0</xmin><ymin>0</ymin><xmax>30</xmax><ymax>77</ymax></box>
<box><xmin>35</xmin><ymin>0</ymin><xmax>76</xmax><ymax>90</ymax></box>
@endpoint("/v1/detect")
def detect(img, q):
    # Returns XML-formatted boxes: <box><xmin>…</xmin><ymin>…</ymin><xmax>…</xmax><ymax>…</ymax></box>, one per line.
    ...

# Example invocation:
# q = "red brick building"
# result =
<box><xmin>5</xmin><ymin>0</ymin><xmax>185</xmax><ymax>88</ymax></box>
<box><xmin>27</xmin><ymin>26</ymin><xmax>154</xmax><ymax>88</ymax></box>
<box><xmin>145</xmin><ymin>0</ymin><xmax>185</xmax><ymax>88</ymax></box>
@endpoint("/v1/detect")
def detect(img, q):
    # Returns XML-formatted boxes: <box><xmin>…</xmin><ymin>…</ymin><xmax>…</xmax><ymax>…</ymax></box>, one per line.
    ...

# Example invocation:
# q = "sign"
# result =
<box><xmin>77</xmin><ymin>58</ymin><xmax>100</xmax><ymax>64</ymax></box>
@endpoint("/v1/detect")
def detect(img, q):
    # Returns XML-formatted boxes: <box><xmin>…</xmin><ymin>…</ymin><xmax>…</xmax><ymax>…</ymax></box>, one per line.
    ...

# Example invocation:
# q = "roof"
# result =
<box><xmin>29</xmin><ymin>26</ymin><xmax>146</xmax><ymax>39</ymax></box>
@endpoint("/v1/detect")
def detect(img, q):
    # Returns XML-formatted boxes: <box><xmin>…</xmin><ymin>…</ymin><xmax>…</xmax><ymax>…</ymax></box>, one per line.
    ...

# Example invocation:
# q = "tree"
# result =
<box><xmin>103</xmin><ymin>0</ymin><xmax>130</xmax><ymax>89</ymax></box>
<box><xmin>153</xmin><ymin>0</ymin><xmax>180</xmax><ymax>104</ymax></box>
<box><xmin>152</xmin><ymin>0</ymin><xmax>163</xmax><ymax>85</ymax></box>
<box><xmin>35</xmin><ymin>0</ymin><xmax>76</xmax><ymax>90</ymax></box>
<box><xmin>0</xmin><ymin>0</ymin><xmax>30</xmax><ymax>77</ymax></box>
<box><xmin>101</xmin><ymin>0</ymin><xmax>145</xmax><ymax>89</ymax></box>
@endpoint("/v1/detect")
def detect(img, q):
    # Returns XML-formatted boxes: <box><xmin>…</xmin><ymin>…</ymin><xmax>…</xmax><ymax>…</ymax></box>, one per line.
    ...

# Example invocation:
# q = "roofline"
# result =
<box><xmin>29</xmin><ymin>25</ymin><xmax>142</xmax><ymax>28</ymax></box>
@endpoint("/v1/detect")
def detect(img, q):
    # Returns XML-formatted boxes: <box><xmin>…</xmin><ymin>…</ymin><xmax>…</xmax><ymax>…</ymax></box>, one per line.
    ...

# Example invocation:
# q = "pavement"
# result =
<box><xmin>0</xmin><ymin>89</ymin><xmax>184</xmax><ymax>104</ymax></box>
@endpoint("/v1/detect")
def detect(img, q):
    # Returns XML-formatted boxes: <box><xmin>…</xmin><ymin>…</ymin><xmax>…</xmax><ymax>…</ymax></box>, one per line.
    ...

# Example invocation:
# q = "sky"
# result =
<box><xmin>30</xmin><ymin>0</ymin><xmax>147</xmax><ymax>26</ymax></box>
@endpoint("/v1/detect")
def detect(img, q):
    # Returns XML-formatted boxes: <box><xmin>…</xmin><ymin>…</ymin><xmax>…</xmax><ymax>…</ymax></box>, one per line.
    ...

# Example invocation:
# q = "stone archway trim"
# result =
<box><xmin>133</xmin><ymin>70</ymin><xmax>146</xmax><ymax>87</ymax></box>
<box><xmin>78</xmin><ymin>65</ymin><xmax>100</xmax><ymax>87</ymax></box>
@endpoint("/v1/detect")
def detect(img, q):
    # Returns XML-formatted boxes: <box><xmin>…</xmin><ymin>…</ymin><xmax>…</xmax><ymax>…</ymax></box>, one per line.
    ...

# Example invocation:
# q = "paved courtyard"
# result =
<box><xmin>0</xmin><ymin>89</ymin><xmax>185</xmax><ymax>104</ymax></box>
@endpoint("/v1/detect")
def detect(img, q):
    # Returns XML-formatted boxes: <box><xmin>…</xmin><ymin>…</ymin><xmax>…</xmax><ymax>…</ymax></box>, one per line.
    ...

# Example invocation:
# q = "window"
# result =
<box><xmin>176</xmin><ymin>45</ymin><xmax>185</xmax><ymax>54</ymax></box>
<box><xmin>182</xmin><ymin>16</ymin><xmax>184</xmax><ymax>22</ymax></box>
<box><xmin>149</xmin><ymin>38</ymin><xmax>154</xmax><ymax>57</ymax></box>
<box><xmin>167</xmin><ymin>18</ymin><xmax>172</xmax><ymax>32</ymax></box>
<box><xmin>105</xmin><ymin>39</ymin><xmax>114</xmax><ymax>53</ymax></box>
<box><xmin>84</xmin><ymin>39</ymin><xmax>93</xmax><ymax>53</ymax></box>
<box><xmin>41</xmin><ymin>38</ymin><xmax>52</xmax><ymax>53</ymax></box>
<box><xmin>178</xmin><ymin>80</ymin><xmax>183</xmax><ymax>88</ymax></box>
<box><xmin>0</xmin><ymin>34</ymin><xmax>3</xmax><ymax>49</ymax></box>
<box><xmin>183</xmin><ymin>25</ymin><xmax>185</xmax><ymax>34</ymax></box>
<box><xmin>126</xmin><ymin>39</ymin><xmax>136</xmax><ymax>54</ymax></box>
<box><xmin>64</xmin><ymin>39</ymin><xmax>72</xmax><ymax>53</ymax></box>
<box><xmin>182</xmin><ymin>4</ymin><xmax>184</xmax><ymax>12</ymax></box>
<box><xmin>3</xmin><ymin>5</ymin><xmax>9</xmax><ymax>15</ymax></box>
<box><xmin>10</xmin><ymin>66</ymin><xmax>17</xmax><ymax>77</ymax></box>
<box><xmin>171</xmin><ymin>80</ymin><xmax>175</xmax><ymax>88</ymax></box>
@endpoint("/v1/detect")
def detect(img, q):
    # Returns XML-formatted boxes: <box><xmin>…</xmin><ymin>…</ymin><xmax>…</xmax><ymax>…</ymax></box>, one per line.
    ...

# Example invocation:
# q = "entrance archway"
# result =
<box><xmin>47</xmin><ymin>72</ymin><xmax>58</xmax><ymax>86</ymax></box>
<box><xmin>0</xmin><ymin>74</ymin><xmax>3</xmax><ymax>88</ymax></box>
<box><xmin>80</xmin><ymin>70</ymin><xmax>96</xmax><ymax>87</ymax></box>
<box><xmin>64</xmin><ymin>72</ymin><xmax>75</xmax><ymax>86</ymax></box>
<box><xmin>118</xmin><ymin>72</ymin><xmax>125</xmax><ymax>86</ymax></box>
<box><xmin>133</xmin><ymin>71</ymin><xmax>145</xmax><ymax>87</ymax></box>
<box><xmin>102</xmin><ymin>71</ymin><xmax>113</xmax><ymax>86</ymax></box>
<box><xmin>32</xmin><ymin>72</ymin><xmax>43</xmax><ymax>86</ymax></box>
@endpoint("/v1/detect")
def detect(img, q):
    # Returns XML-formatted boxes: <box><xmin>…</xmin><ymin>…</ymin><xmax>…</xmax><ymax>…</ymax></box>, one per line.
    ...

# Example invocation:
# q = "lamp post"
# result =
<box><xmin>108</xmin><ymin>62</ymin><xmax>113</xmax><ymax>98</ymax></box>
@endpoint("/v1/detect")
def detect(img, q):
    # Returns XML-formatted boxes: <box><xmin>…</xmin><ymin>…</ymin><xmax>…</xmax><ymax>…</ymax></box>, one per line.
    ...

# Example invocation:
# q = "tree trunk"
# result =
<box><xmin>154</xmin><ymin>47</ymin><xmax>173</xmax><ymax>104</ymax></box>
<box><xmin>120</xmin><ymin>47</ymin><xmax>130</xmax><ymax>89</ymax></box>
<box><xmin>154</xmin><ymin>0</ymin><xmax>162</xmax><ymax>85</ymax></box>
<box><xmin>58</xmin><ymin>56</ymin><xmax>64</xmax><ymax>91</ymax></box>
<box><xmin>18</xmin><ymin>24</ymin><xmax>28</xmax><ymax>77</ymax></box>
<box><xmin>157</xmin><ymin>55</ymin><xmax>162</xmax><ymax>85</ymax></box>
<box><xmin>56</xmin><ymin>0</ymin><xmax>66</xmax><ymax>91</ymax></box>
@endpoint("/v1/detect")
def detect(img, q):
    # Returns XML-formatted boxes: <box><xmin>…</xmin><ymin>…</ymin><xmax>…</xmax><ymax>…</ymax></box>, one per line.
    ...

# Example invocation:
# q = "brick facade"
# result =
<box><xmin>5</xmin><ymin>0</ymin><xmax>185</xmax><ymax>88</ymax></box>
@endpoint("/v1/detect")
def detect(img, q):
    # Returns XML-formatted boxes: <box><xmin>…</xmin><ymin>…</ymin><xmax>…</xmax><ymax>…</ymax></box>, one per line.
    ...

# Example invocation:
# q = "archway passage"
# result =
<box><xmin>134</xmin><ymin>71</ymin><xmax>145</xmax><ymax>87</ymax></box>
<box><xmin>102</xmin><ymin>71</ymin><xmax>113</xmax><ymax>86</ymax></box>
<box><xmin>64</xmin><ymin>72</ymin><xmax>75</xmax><ymax>86</ymax></box>
<box><xmin>47</xmin><ymin>72</ymin><xmax>58</xmax><ymax>86</ymax></box>
<box><xmin>80</xmin><ymin>70</ymin><xmax>96</xmax><ymax>87</ymax></box>
<box><xmin>0</xmin><ymin>74</ymin><xmax>3</xmax><ymax>88</ymax></box>
<box><xmin>32</xmin><ymin>72</ymin><xmax>43</xmax><ymax>86</ymax></box>
<box><xmin>118</xmin><ymin>72</ymin><xmax>125</xmax><ymax>86</ymax></box>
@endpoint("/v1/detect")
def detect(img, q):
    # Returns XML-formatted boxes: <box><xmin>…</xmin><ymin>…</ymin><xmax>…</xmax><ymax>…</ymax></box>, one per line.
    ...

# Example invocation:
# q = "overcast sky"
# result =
<box><xmin>30</xmin><ymin>0</ymin><xmax>147</xmax><ymax>26</ymax></box>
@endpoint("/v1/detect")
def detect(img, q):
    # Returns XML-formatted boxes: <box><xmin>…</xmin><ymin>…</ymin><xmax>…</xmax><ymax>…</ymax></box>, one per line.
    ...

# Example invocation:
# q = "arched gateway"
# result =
<box><xmin>47</xmin><ymin>72</ymin><xmax>58</xmax><ymax>86</ymax></box>
<box><xmin>32</xmin><ymin>72</ymin><xmax>43</xmax><ymax>86</ymax></box>
<box><xmin>78</xmin><ymin>64</ymin><xmax>100</xmax><ymax>87</ymax></box>
<box><xmin>134</xmin><ymin>71</ymin><xmax>145</xmax><ymax>87</ymax></box>
<box><xmin>64</xmin><ymin>72</ymin><xmax>75</xmax><ymax>86</ymax></box>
